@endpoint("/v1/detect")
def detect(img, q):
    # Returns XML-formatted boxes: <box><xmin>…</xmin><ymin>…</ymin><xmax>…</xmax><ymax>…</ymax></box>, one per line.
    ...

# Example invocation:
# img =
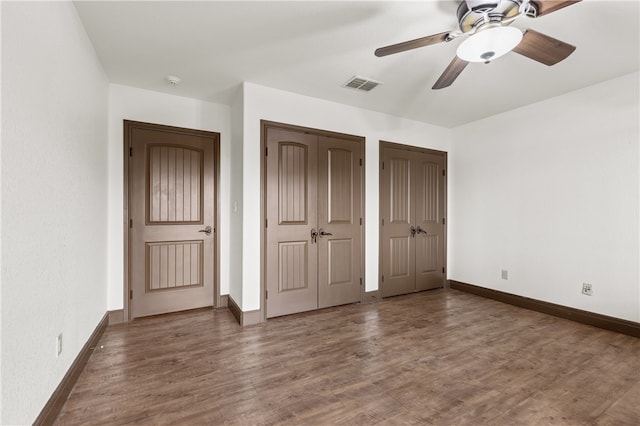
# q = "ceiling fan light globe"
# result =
<box><xmin>456</xmin><ymin>26</ymin><xmax>523</xmax><ymax>63</ymax></box>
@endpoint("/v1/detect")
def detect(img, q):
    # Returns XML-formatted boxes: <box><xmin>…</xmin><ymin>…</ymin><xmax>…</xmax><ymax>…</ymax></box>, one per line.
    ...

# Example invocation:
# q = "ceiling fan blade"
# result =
<box><xmin>531</xmin><ymin>0</ymin><xmax>581</xmax><ymax>17</ymax></box>
<box><xmin>375</xmin><ymin>31</ymin><xmax>450</xmax><ymax>57</ymax></box>
<box><xmin>432</xmin><ymin>56</ymin><xmax>469</xmax><ymax>90</ymax></box>
<box><xmin>512</xmin><ymin>29</ymin><xmax>576</xmax><ymax>66</ymax></box>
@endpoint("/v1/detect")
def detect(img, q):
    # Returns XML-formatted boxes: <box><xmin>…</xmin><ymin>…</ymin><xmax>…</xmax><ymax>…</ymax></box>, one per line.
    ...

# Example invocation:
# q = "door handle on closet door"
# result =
<box><xmin>319</xmin><ymin>229</ymin><xmax>333</xmax><ymax>237</ymax></box>
<box><xmin>198</xmin><ymin>225</ymin><xmax>212</xmax><ymax>236</ymax></box>
<box><xmin>416</xmin><ymin>226</ymin><xmax>427</xmax><ymax>235</ymax></box>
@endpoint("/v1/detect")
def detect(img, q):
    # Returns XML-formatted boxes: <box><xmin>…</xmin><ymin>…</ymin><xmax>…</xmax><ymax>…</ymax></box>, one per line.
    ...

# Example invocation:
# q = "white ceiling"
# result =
<box><xmin>74</xmin><ymin>0</ymin><xmax>639</xmax><ymax>128</ymax></box>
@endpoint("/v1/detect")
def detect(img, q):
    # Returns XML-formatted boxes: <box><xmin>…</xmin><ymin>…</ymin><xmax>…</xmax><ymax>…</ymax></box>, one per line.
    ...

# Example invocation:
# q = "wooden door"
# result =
<box><xmin>265</xmin><ymin>128</ymin><xmax>319</xmax><ymax>318</ymax></box>
<box><xmin>380</xmin><ymin>144</ymin><xmax>446</xmax><ymax>297</ymax></box>
<box><xmin>128</xmin><ymin>121</ymin><xmax>218</xmax><ymax>318</ymax></box>
<box><xmin>317</xmin><ymin>136</ymin><xmax>362</xmax><ymax>309</ymax></box>
<box><xmin>265</xmin><ymin>125</ymin><xmax>364</xmax><ymax>318</ymax></box>
<box><xmin>414</xmin><ymin>152</ymin><xmax>446</xmax><ymax>291</ymax></box>
<box><xmin>380</xmin><ymin>148</ymin><xmax>416</xmax><ymax>297</ymax></box>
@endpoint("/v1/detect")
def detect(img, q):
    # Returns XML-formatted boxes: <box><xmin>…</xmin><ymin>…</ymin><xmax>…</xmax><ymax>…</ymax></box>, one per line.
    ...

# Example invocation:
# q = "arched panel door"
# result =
<box><xmin>265</xmin><ymin>125</ymin><xmax>363</xmax><ymax>318</ymax></box>
<box><xmin>128</xmin><ymin>121</ymin><xmax>219</xmax><ymax>318</ymax></box>
<box><xmin>265</xmin><ymin>129</ymin><xmax>319</xmax><ymax>318</ymax></box>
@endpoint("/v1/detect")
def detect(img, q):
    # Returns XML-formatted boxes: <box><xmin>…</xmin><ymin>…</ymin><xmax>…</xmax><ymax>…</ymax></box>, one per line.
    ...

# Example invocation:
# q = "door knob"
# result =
<box><xmin>319</xmin><ymin>229</ymin><xmax>333</xmax><ymax>237</ymax></box>
<box><xmin>310</xmin><ymin>228</ymin><xmax>318</xmax><ymax>243</ymax></box>
<box><xmin>198</xmin><ymin>225</ymin><xmax>212</xmax><ymax>236</ymax></box>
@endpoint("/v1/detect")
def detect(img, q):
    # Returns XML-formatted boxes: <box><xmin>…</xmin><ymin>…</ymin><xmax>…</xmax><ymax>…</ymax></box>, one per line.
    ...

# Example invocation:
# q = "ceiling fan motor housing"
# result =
<box><xmin>457</xmin><ymin>0</ymin><xmax>522</xmax><ymax>32</ymax></box>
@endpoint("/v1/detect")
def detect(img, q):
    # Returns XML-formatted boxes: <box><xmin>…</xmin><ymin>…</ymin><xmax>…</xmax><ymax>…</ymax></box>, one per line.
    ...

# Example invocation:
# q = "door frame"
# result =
<box><xmin>123</xmin><ymin>120</ymin><xmax>221</xmax><ymax>321</ymax></box>
<box><xmin>378</xmin><ymin>140</ymin><xmax>448</xmax><ymax>296</ymax></box>
<box><xmin>260</xmin><ymin>120</ymin><xmax>366</xmax><ymax>321</ymax></box>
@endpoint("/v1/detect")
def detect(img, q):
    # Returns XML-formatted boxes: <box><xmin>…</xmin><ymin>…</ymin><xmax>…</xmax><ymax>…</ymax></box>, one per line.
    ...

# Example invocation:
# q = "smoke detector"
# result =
<box><xmin>166</xmin><ymin>75</ymin><xmax>181</xmax><ymax>85</ymax></box>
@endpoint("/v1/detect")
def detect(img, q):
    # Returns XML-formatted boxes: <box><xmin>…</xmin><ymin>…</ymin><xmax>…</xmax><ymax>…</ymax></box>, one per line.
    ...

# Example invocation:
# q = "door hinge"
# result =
<box><xmin>381</xmin><ymin>275</ymin><xmax>384</xmax><ymax>283</ymax></box>
<box><xmin>129</xmin><ymin>219</ymin><xmax>133</xmax><ymax>228</ymax></box>
<box><xmin>129</xmin><ymin>290</ymin><xmax>133</xmax><ymax>300</ymax></box>
<box><xmin>265</xmin><ymin>290</ymin><xmax>268</xmax><ymax>300</ymax></box>
<box><xmin>382</xmin><ymin>218</ymin><xmax>384</xmax><ymax>226</ymax></box>
<box><xmin>360</xmin><ymin>217</ymin><xmax>362</xmax><ymax>226</ymax></box>
<box><xmin>382</xmin><ymin>162</ymin><xmax>385</xmax><ymax>170</ymax></box>
<box><xmin>442</xmin><ymin>169</ymin><xmax>445</xmax><ymax>177</ymax></box>
<box><xmin>442</xmin><ymin>218</ymin><xmax>445</xmax><ymax>225</ymax></box>
<box><xmin>359</xmin><ymin>158</ymin><xmax>363</xmax><ymax>166</ymax></box>
<box><xmin>265</xmin><ymin>147</ymin><xmax>268</xmax><ymax>156</ymax></box>
<box><xmin>265</xmin><ymin>218</ymin><xmax>268</xmax><ymax>228</ymax></box>
<box><xmin>360</xmin><ymin>277</ymin><xmax>363</xmax><ymax>286</ymax></box>
<box><xmin>442</xmin><ymin>267</ymin><xmax>445</xmax><ymax>273</ymax></box>
<box><xmin>129</xmin><ymin>147</ymin><xmax>133</xmax><ymax>157</ymax></box>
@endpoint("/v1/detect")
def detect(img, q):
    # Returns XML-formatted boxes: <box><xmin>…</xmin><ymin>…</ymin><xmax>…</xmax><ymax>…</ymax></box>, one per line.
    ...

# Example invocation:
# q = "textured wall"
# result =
<box><xmin>1</xmin><ymin>2</ymin><xmax>109</xmax><ymax>423</ymax></box>
<box><xmin>449</xmin><ymin>72</ymin><xmax>639</xmax><ymax>322</ymax></box>
<box><xmin>228</xmin><ymin>86</ymin><xmax>245</xmax><ymax>306</ymax></box>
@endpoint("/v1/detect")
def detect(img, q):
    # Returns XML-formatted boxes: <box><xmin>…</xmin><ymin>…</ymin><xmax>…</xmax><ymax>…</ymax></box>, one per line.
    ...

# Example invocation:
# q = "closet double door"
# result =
<box><xmin>265</xmin><ymin>126</ymin><xmax>363</xmax><ymax>318</ymax></box>
<box><xmin>380</xmin><ymin>144</ymin><xmax>446</xmax><ymax>297</ymax></box>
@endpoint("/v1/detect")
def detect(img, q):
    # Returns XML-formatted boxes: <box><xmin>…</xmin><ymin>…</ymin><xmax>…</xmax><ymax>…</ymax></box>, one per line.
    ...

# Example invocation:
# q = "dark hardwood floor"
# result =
<box><xmin>55</xmin><ymin>289</ymin><xmax>639</xmax><ymax>425</ymax></box>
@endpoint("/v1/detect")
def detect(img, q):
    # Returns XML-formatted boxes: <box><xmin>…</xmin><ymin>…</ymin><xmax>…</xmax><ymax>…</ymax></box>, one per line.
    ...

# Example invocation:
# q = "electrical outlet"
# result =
<box><xmin>501</xmin><ymin>270</ymin><xmax>509</xmax><ymax>280</ymax></box>
<box><xmin>581</xmin><ymin>283</ymin><xmax>593</xmax><ymax>296</ymax></box>
<box><xmin>56</xmin><ymin>333</ymin><xmax>63</xmax><ymax>357</ymax></box>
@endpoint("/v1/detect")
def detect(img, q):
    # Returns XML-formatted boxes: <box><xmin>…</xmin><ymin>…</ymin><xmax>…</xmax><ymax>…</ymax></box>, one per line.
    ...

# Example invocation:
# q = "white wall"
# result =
<box><xmin>241</xmin><ymin>82</ymin><xmax>452</xmax><ymax>311</ymax></box>
<box><xmin>1</xmin><ymin>2</ymin><xmax>109</xmax><ymax>423</ymax></box>
<box><xmin>0</xmin><ymin>2</ymin><xmax>4</xmax><ymax>420</ymax></box>
<box><xmin>228</xmin><ymin>86</ymin><xmax>245</xmax><ymax>306</ymax></box>
<box><xmin>107</xmin><ymin>84</ymin><xmax>232</xmax><ymax>310</ymax></box>
<box><xmin>449</xmin><ymin>72</ymin><xmax>640</xmax><ymax>322</ymax></box>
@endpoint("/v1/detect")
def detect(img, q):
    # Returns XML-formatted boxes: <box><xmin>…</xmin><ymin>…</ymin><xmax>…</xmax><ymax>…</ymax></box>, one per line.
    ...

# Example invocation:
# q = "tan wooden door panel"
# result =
<box><xmin>317</xmin><ymin>136</ymin><xmax>362</xmax><ymax>308</ymax></box>
<box><xmin>415</xmin><ymin>154</ymin><xmax>445</xmax><ymax>291</ymax></box>
<box><xmin>381</xmin><ymin>149</ymin><xmax>415</xmax><ymax>297</ymax></box>
<box><xmin>266</xmin><ymin>128</ymin><xmax>318</xmax><ymax>318</ymax></box>
<box><xmin>129</xmin><ymin>123</ymin><xmax>217</xmax><ymax>318</ymax></box>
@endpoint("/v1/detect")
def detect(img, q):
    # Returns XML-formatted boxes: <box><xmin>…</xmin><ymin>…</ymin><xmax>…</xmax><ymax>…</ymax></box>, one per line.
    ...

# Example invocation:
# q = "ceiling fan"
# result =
<box><xmin>375</xmin><ymin>0</ymin><xmax>581</xmax><ymax>89</ymax></box>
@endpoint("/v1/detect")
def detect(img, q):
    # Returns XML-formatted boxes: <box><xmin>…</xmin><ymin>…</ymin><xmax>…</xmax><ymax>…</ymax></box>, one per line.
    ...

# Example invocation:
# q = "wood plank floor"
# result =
<box><xmin>55</xmin><ymin>289</ymin><xmax>640</xmax><ymax>425</ymax></box>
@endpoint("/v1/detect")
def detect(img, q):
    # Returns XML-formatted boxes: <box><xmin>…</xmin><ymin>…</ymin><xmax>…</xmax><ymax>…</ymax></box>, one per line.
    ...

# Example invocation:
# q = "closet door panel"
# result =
<box><xmin>381</xmin><ymin>148</ymin><xmax>416</xmax><ymax>297</ymax></box>
<box><xmin>266</xmin><ymin>128</ymin><xmax>318</xmax><ymax>318</ymax></box>
<box><xmin>415</xmin><ymin>154</ymin><xmax>445</xmax><ymax>291</ymax></box>
<box><xmin>317</xmin><ymin>136</ymin><xmax>362</xmax><ymax>308</ymax></box>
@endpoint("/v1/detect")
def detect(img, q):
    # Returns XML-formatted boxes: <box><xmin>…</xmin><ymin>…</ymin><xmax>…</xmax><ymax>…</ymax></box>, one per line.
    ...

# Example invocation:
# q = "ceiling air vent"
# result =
<box><xmin>343</xmin><ymin>76</ymin><xmax>382</xmax><ymax>92</ymax></box>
